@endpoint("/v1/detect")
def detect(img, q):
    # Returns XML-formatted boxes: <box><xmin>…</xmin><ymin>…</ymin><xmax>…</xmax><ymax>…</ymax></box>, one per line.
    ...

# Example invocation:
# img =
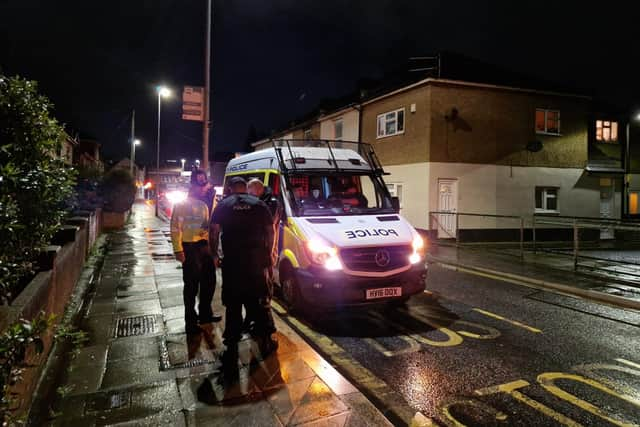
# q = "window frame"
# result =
<box><xmin>386</xmin><ymin>182</ymin><xmax>404</xmax><ymax>208</ymax></box>
<box><xmin>535</xmin><ymin>186</ymin><xmax>559</xmax><ymax>213</ymax></box>
<box><xmin>595</xmin><ymin>119</ymin><xmax>619</xmax><ymax>143</ymax></box>
<box><xmin>333</xmin><ymin>118</ymin><xmax>344</xmax><ymax>141</ymax></box>
<box><xmin>376</xmin><ymin>108</ymin><xmax>405</xmax><ymax>139</ymax></box>
<box><xmin>535</xmin><ymin>108</ymin><xmax>561</xmax><ymax>136</ymax></box>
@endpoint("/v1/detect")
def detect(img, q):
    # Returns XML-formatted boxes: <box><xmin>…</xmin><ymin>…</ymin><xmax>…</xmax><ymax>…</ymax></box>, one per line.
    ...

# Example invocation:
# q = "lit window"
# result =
<box><xmin>376</xmin><ymin>108</ymin><xmax>405</xmax><ymax>138</ymax></box>
<box><xmin>535</xmin><ymin>187</ymin><xmax>559</xmax><ymax>212</ymax></box>
<box><xmin>535</xmin><ymin>109</ymin><xmax>561</xmax><ymax>135</ymax></box>
<box><xmin>595</xmin><ymin>119</ymin><xmax>618</xmax><ymax>142</ymax></box>
<box><xmin>334</xmin><ymin>118</ymin><xmax>343</xmax><ymax>140</ymax></box>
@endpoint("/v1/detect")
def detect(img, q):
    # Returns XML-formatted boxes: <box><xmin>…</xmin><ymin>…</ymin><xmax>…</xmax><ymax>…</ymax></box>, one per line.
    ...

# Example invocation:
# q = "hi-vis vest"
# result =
<box><xmin>170</xmin><ymin>197</ymin><xmax>210</xmax><ymax>252</ymax></box>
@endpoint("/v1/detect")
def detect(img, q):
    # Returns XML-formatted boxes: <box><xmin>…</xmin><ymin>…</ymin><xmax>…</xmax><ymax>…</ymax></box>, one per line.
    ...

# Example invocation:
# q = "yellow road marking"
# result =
<box><xmin>475</xmin><ymin>380</ymin><xmax>582</xmax><ymax>426</ymax></box>
<box><xmin>616</xmin><ymin>358</ymin><xmax>640</xmax><ymax>370</ymax></box>
<box><xmin>440</xmin><ymin>398</ymin><xmax>507</xmax><ymax>427</ymax></box>
<box><xmin>538</xmin><ymin>372</ymin><xmax>640</xmax><ymax>427</ymax></box>
<box><xmin>472</xmin><ymin>308</ymin><xmax>542</xmax><ymax>333</ymax></box>
<box><xmin>276</xmin><ymin>307</ymin><xmax>419</xmax><ymax>425</ymax></box>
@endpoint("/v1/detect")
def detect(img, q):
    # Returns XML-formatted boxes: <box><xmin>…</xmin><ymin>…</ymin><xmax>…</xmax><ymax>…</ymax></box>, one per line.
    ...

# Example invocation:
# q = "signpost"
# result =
<box><xmin>182</xmin><ymin>86</ymin><xmax>204</xmax><ymax>122</ymax></box>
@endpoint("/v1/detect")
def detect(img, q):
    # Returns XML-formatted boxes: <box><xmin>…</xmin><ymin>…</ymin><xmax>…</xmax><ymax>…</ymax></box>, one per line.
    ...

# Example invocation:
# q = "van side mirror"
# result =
<box><xmin>391</xmin><ymin>197</ymin><xmax>400</xmax><ymax>212</ymax></box>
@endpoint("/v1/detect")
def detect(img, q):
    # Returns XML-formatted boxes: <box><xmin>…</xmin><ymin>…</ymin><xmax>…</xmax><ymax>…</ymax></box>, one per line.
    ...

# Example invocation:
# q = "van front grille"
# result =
<box><xmin>340</xmin><ymin>245</ymin><xmax>411</xmax><ymax>272</ymax></box>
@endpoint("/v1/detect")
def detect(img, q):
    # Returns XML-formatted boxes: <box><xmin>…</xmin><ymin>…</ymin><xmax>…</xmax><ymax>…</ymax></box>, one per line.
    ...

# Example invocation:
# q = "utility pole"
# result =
<box><xmin>202</xmin><ymin>0</ymin><xmax>212</xmax><ymax>175</ymax></box>
<box><xmin>129</xmin><ymin>109</ymin><xmax>135</xmax><ymax>176</ymax></box>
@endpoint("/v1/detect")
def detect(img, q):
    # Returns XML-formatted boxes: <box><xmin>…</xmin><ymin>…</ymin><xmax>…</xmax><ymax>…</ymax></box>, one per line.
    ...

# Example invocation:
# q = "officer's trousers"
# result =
<box><xmin>221</xmin><ymin>267</ymin><xmax>275</xmax><ymax>345</ymax></box>
<box><xmin>182</xmin><ymin>241</ymin><xmax>216</xmax><ymax>334</ymax></box>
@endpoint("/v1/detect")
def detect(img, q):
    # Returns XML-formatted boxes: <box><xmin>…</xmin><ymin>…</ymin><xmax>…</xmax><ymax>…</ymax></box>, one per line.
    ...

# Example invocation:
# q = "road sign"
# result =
<box><xmin>182</xmin><ymin>86</ymin><xmax>204</xmax><ymax>122</ymax></box>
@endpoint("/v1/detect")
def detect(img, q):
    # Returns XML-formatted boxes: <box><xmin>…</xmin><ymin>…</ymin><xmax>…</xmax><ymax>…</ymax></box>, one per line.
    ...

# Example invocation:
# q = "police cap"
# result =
<box><xmin>228</xmin><ymin>176</ymin><xmax>247</xmax><ymax>186</ymax></box>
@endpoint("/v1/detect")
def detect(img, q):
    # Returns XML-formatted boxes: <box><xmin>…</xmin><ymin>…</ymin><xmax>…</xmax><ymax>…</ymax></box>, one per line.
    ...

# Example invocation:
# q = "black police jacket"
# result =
<box><xmin>211</xmin><ymin>193</ymin><xmax>274</xmax><ymax>269</ymax></box>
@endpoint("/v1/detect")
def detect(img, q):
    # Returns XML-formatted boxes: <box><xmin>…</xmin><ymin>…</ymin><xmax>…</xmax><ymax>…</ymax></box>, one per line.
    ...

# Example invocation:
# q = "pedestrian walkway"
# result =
<box><xmin>51</xmin><ymin>202</ymin><xmax>392</xmax><ymax>426</ymax></box>
<box><xmin>428</xmin><ymin>244</ymin><xmax>640</xmax><ymax>309</ymax></box>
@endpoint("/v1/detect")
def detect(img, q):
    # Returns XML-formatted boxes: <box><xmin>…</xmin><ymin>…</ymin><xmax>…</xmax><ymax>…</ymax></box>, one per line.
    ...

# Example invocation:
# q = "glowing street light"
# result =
<box><xmin>181</xmin><ymin>158</ymin><xmax>186</xmax><ymax>171</ymax></box>
<box><xmin>155</xmin><ymin>85</ymin><xmax>172</xmax><ymax>216</ymax></box>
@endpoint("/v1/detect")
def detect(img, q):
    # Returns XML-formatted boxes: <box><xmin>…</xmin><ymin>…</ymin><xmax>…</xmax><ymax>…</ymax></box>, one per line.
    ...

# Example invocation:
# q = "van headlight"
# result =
<box><xmin>410</xmin><ymin>235</ymin><xmax>426</xmax><ymax>264</ymax></box>
<box><xmin>307</xmin><ymin>239</ymin><xmax>343</xmax><ymax>271</ymax></box>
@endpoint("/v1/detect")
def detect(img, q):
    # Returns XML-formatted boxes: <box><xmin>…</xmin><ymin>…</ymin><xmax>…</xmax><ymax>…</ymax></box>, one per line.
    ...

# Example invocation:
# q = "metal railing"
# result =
<box><xmin>533</xmin><ymin>214</ymin><xmax>640</xmax><ymax>271</ymax></box>
<box><xmin>429</xmin><ymin>210</ymin><xmax>640</xmax><ymax>276</ymax></box>
<box><xmin>429</xmin><ymin>211</ymin><xmax>525</xmax><ymax>258</ymax></box>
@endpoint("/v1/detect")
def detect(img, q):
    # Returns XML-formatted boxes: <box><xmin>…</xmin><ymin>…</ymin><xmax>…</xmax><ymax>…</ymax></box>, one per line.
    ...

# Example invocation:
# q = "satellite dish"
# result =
<box><xmin>526</xmin><ymin>140</ymin><xmax>543</xmax><ymax>152</ymax></box>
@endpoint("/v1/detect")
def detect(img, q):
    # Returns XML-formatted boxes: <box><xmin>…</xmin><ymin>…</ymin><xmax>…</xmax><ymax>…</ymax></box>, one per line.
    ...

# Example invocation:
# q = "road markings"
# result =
<box><xmin>441</xmin><ymin>358</ymin><xmax>640</xmax><ymax>427</ymax></box>
<box><xmin>272</xmin><ymin>301</ymin><xmax>420</xmax><ymax>426</ymax></box>
<box><xmin>538</xmin><ymin>372</ymin><xmax>640</xmax><ymax>427</ymax></box>
<box><xmin>440</xmin><ymin>398</ymin><xmax>507</xmax><ymax>427</ymax></box>
<box><xmin>616</xmin><ymin>358</ymin><xmax>640</xmax><ymax>370</ymax></box>
<box><xmin>475</xmin><ymin>380</ymin><xmax>582</xmax><ymax>427</ymax></box>
<box><xmin>472</xmin><ymin>308</ymin><xmax>543</xmax><ymax>334</ymax></box>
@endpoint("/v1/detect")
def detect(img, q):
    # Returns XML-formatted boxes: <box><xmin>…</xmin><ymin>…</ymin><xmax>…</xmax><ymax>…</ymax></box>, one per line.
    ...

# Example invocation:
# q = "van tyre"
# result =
<box><xmin>280</xmin><ymin>265</ymin><xmax>301</xmax><ymax>314</ymax></box>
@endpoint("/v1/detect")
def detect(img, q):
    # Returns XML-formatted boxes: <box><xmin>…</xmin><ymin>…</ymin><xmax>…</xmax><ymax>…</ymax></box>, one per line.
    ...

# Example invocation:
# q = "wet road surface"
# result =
<box><xmin>275</xmin><ymin>264</ymin><xmax>640</xmax><ymax>426</ymax></box>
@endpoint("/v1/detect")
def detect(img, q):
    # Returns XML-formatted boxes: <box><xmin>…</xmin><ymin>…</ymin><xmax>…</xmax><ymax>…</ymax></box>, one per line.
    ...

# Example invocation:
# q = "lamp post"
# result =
<box><xmin>129</xmin><ymin>109</ymin><xmax>136</xmax><ymax>176</ymax></box>
<box><xmin>181</xmin><ymin>158</ymin><xmax>186</xmax><ymax>171</ymax></box>
<box><xmin>155</xmin><ymin>85</ymin><xmax>172</xmax><ymax>216</ymax></box>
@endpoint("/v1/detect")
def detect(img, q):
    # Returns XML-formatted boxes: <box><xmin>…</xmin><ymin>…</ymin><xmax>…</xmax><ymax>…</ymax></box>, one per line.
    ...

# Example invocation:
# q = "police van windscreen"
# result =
<box><xmin>287</xmin><ymin>173</ymin><xmax>395</xmax><ymax>216</ymax></box>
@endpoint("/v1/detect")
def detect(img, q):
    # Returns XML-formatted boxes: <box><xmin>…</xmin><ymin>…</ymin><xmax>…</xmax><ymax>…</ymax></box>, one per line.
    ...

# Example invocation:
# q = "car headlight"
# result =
<box><xmin>306</xmin><ymin>239</ymin><xmax>342</xmax><ymax>270</ymax></box>
<box><xmin>410</xmin><ymin>235</ymin><xmax>426</xmax><ymax>264</ymax></box>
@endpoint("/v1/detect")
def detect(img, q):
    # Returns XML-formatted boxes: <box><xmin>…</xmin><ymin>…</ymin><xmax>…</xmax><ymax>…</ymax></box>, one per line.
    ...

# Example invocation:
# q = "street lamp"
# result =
<box><xmin>181</xmin><ymin>158</ymin><xmax>186</xmax><ymax>171</ymax></box>
<box><xmin>131</xmin><ymin>138</ymin><xmax>141</xmax><ymax>175</ymax></box>
<box><xmin>155</xmin><ymin>85</ymin><xmax>172</xmax><ymax>216</ymax></box>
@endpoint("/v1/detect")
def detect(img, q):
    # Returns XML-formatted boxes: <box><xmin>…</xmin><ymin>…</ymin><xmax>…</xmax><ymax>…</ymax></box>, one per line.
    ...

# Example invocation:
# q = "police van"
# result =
<box><xmin>223</xmin><ymin>139</ymin><xmax>427</xmax><ymax>311</ymax></box>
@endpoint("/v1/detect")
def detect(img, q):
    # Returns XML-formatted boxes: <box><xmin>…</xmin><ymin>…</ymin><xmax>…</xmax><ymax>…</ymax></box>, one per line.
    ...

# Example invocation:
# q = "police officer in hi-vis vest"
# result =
<box><xmin>170</xmin><ymin>169</ymin><xmax>221</xmax><ymax>358</ymax></box>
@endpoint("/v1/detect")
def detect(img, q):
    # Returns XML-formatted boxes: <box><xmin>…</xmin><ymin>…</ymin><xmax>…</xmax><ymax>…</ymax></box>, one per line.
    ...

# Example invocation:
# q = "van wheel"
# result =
<box><xmin>280</xmin><ymin>266</ymin><xmax>301</xmax><ymax>313</ymax></box>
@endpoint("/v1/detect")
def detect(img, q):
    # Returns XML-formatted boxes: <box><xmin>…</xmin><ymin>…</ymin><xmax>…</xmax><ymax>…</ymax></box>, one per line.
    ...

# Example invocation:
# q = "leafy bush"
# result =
<box><xmin>99</xmin><ymin>168</ymin><xmax>135</xmax><ymax>213</ymax></box>
<box><xmin>0</xmin><ymin>313</ymin><xmax>54</xmax><ymax>424</ymax></box>
<box><xmin>0</xmin><ymin>75</ymin><xmax>76</xmax><ymax>303</ymax></box>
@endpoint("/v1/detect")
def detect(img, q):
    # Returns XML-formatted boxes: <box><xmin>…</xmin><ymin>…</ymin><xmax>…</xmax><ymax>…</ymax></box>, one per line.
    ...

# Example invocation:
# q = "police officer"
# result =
<box><xmin>170</xmin><ymin>170</ymin><xmax>221</xmax><ymax>358</ymax></box>
<box><xmin>247</xmin><ymin>178</ymin><xmax>281</xmax><ymax>266</ymax></box>
<box><xmin>210</xmin><ymin>177</ymin><xmax>277</xmax><ymax>372</ymax></box>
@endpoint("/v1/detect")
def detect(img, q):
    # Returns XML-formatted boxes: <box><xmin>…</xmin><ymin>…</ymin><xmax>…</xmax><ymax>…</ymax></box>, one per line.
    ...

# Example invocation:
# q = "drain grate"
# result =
<box><xmin>158</xmin><ymin>336</ymin><xmax>217</xmax><ymax>371</ymax></box>
<box><xmin>86</xmin><ymin>391</ymin><xmax>131</xmax><ymax>413</ymax></box>
<box><xmin>114</xmin><ymin>315</ymin><xmax>157</xmax><ymax>338</ymax></box>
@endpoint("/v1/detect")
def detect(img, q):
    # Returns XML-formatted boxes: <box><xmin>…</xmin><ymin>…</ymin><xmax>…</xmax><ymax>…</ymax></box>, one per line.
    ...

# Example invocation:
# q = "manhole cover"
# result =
<box><xmin>86</xmin><ymin>391</ymin><xmax>131</xmax><ymax>413</ymax></box>
<box><xmin>114</xmin><ymin>315</ymin><xmax>157</xmax><ymax>337</ymax></box>
<box><xmin>158</xmin><ymin>336</ymin><xmax>217</xmax><ymax>371</ymax></box>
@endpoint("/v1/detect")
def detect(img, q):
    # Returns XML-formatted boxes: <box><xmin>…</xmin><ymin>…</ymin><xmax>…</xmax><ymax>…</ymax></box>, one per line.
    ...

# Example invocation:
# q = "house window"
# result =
<box><xmin>535</xmin><ymin>109</ymin><xmax>561</xmax><ymax>135</ymax></box>
<box><xmin>596</xmin><ymin>120</ymin><xmax>619</xmax><ymax>142</ymax></box>
<box><xmin>377</xmin><ymin>108</ymin><xmax>405</xmax><ymax>138</ymax></box>
<box><xmin>334</xmin><ymin>118</ymin><xmax>343</xmax><ymax>140</ymax></box>
<box><xmin>535</xmin><ymin>187</ymin><xmax>559</xmax><ymax>212</ymax></box>
<box><xmin>386</xmin><ymin>183</ymin><xmax>403</xmax><ymax>208</ymax></box>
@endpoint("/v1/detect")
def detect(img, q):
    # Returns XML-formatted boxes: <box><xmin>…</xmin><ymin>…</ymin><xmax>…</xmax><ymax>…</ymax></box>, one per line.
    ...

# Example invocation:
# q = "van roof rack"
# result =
<box><xmin>270</xmin><ymin>139</ymin><xmax>386</xmax><ymax>175</ymax></box>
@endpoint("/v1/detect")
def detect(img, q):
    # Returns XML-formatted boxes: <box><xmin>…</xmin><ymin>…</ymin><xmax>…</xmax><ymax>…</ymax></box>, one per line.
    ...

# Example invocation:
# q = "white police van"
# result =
<box><xmin>223</xmin><ymin>140</ymin><xmax>427</xmax><ymax>311</ymax></box>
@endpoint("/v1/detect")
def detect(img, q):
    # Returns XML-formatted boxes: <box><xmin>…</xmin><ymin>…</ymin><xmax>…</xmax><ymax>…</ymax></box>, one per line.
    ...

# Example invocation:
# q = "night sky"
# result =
<box><xmin>1</xmin><ymin>1</ymin><xmax>637</xmax><ymax>166</ymax></box>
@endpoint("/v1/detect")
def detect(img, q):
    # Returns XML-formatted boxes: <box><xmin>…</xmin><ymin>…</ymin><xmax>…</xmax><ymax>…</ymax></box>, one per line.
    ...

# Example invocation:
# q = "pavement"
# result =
<box><xmin>48</xmin><ymin>201</ymin><xmax>395</xmax><ymax>427</ymax></box>
<box><xmin>428</xmin><ymin>244</ymin><xmax>640</xmax><ymax>309</ymax></box>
